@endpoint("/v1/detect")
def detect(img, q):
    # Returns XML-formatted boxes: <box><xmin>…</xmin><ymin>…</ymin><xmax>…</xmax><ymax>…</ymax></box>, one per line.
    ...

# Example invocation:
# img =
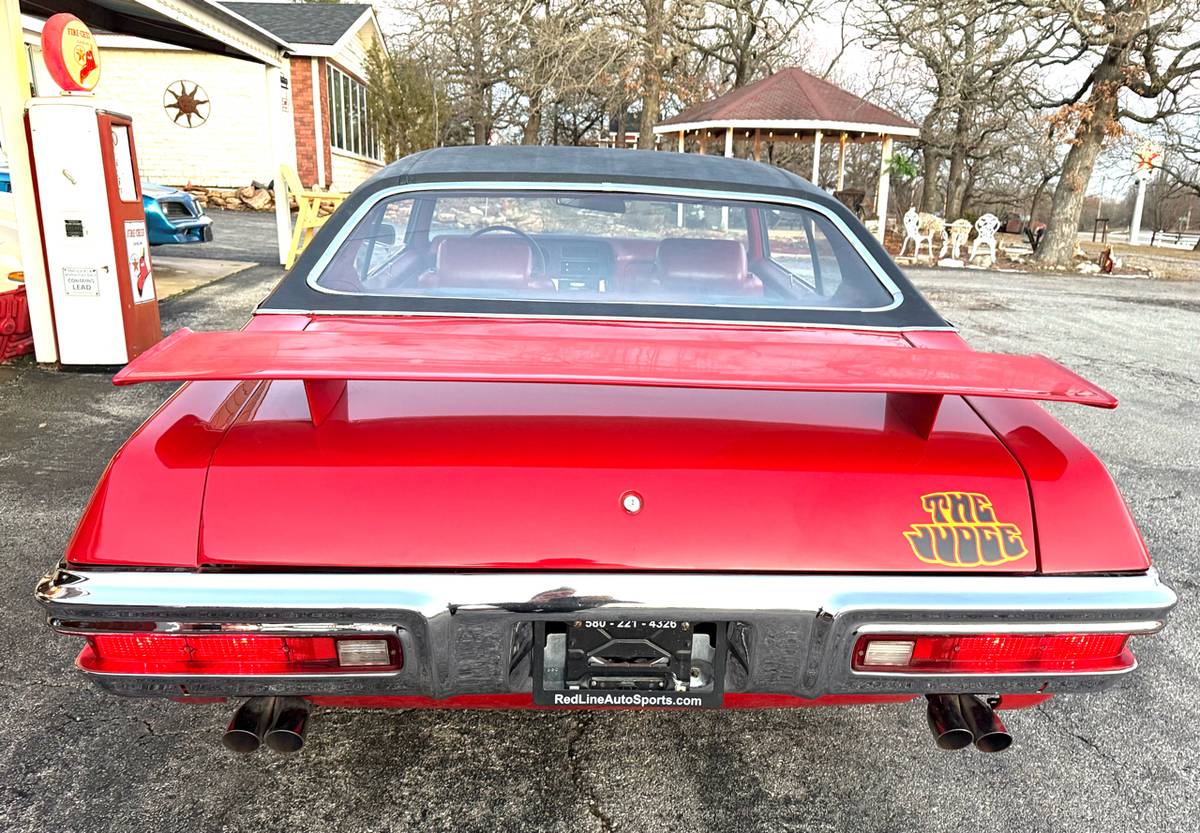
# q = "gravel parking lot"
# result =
<box><xmin>0</xmin><ymin>216</ymin><xmax>1196</xmax><ymax>832</ymax></box>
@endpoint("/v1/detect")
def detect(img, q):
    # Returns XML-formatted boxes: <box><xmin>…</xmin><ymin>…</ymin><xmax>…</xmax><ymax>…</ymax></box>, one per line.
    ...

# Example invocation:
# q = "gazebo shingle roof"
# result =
<box><xmin>657</xmin><ymin>67</ymin><xmax>917</xmax><ymax>133</ymax></box>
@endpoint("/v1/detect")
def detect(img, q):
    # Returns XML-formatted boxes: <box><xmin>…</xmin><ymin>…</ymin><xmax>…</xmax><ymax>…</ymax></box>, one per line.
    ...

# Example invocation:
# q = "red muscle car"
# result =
<box><xmin>36</xmin><ymin>147</ymin><xmax>1176</xmax><ymax>756</ymax></box>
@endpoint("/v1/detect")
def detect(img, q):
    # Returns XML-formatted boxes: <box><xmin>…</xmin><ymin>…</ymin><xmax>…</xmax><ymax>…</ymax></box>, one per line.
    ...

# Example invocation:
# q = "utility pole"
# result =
<box><xmin>1129</xmin><ymin>143</ymin><xmax>1163</xmax><ymax>247</ymax></box>
<box><xmin>1129</xmin><ymin>177</ymin><xmax>1147</xmax><ymax>246</ymax></box>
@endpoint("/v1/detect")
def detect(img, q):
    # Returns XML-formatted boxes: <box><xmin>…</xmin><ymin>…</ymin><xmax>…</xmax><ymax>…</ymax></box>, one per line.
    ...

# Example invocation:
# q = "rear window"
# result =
<box><xmin>311</xmin><ymin>189</ymin><xmax>895</xmax><ymax>311</ymax></box>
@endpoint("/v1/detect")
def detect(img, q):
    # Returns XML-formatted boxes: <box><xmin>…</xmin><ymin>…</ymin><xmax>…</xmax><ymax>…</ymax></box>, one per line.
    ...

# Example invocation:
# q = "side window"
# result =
<box><xmin>321</xmin><ymin>196</ymin><xmax>415</xmax><ymax>289</ymax></box>
<box><xmin>765</xmin><ymin>210</ymin><xmax>848</xmax><ymax>298</ymax></box>
<box><xmin>361</xmin><ymin>200</ymin><xmax>412</xmax><ymax>274</ymax></box>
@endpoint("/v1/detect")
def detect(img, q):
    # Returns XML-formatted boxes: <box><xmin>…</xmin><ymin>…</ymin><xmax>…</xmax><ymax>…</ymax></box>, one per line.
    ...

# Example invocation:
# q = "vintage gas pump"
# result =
<box><xmin>25</xmin><ymin>14</ymin><xmax>161</xmax><ymax>364</ymax></box>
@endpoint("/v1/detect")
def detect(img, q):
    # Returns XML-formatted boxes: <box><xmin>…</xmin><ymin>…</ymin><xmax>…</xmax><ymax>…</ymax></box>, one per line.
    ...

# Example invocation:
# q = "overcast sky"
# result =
<box><xmin>345</xmin><ymin>1</ymin><xmax>1154</xmax><ymax>197</ymax></box>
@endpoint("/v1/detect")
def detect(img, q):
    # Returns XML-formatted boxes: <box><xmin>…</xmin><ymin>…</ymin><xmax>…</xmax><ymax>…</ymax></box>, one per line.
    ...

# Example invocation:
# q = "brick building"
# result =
<box><xmin>225</xmin><ymin>3</ymin><xmax>385</xmax><ymax>190</ymax></box>
<box><xmin>19</xmin><ymin>2</ymin><xmax>385</xmax><ymax>191</ymax></box>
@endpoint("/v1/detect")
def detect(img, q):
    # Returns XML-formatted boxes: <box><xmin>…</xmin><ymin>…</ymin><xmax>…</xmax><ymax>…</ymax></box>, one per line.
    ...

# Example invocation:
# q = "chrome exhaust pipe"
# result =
<box><xmin>958</xmin><ymin>694</ymin><xmax>1013</xmax><ymax>753</ymax></box>
<box><xmin>222</xmin><ymin>696</ymin><xmax>277</xmax><ymax>753</ymax></box>
<box><xmin>264</xmin><ymin>697</ymin><xmax>309</xmax><ymax>754</ymax></box>
<box><xmin>925</xmin><ymin>694</ymin><xmax>974</xmax><ymax>750</ymax></box>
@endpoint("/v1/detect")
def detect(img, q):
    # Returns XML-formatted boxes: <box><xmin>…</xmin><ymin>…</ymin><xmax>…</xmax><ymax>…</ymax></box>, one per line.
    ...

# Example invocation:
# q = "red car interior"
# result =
<box><xmin>338</xmin><ymin>230</ymin><xmax>780</xmax><ymax>301</ymax></box>
<box><xmin>401</xmin><ymin>235</ymin><xmax>768</xmax><ymax>299</ymax></box>
<box><xmin>652</xmin><ymin>238</ymin><xmax>763</xmax><ymax>296</ymax></box>
<box><xmin>418</xmin><ymin>236</ymin><xmax>551</xmax><ymax>290</ymax></box>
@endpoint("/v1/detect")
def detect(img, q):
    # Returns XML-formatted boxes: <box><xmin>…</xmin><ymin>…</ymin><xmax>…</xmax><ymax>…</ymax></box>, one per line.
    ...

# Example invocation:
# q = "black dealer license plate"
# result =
<box><xmin>532</xmin><ymin>619</ymin><xmax>725</xmax><ymax>708</ymax></box>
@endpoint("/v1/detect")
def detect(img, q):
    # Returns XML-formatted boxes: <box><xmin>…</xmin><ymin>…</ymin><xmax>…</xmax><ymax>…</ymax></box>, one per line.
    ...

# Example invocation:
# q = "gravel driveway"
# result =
<box><xmin>0</xmin><ymin>225</ymin><xmax>1196</xmax><ymax>832</ymax></box>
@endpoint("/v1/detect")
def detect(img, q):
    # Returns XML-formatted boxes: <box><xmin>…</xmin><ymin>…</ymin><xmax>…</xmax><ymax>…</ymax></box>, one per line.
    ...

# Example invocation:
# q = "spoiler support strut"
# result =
<box><xmin>886</xmin><ymin>393</ymin><xmax>943</xmax><ymax>439</ymax></box>
<box><xmin>303</xmin><ymin>379</ymin><xmax>348</xmax><ymax>428</ymax></box>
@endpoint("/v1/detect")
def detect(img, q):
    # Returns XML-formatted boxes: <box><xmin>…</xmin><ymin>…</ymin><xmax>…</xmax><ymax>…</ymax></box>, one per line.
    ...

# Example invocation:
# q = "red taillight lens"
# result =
<box><xmin>853</xmin><ymin>632</ymin><xmax>1134</xmax><ymax>674</ymax></box>
<box><xmin>79</xmin><ymin>634</ymin><xmax>401</xmax><ymax>675</ymax></box>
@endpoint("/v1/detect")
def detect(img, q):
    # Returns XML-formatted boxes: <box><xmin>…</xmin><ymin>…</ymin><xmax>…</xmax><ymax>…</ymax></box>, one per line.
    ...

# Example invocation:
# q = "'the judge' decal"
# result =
<box><xmin>903</xmin><ymin>492</ymin><xmax>1028</xmax><ymax>567</ymax></box>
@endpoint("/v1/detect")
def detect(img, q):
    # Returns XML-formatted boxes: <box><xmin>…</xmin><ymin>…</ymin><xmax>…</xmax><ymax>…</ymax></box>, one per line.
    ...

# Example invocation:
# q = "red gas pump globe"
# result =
<box><xmin>41</xmin><ymin>13</ymin><xmax>101</xmax><ymax>93</ymax></box>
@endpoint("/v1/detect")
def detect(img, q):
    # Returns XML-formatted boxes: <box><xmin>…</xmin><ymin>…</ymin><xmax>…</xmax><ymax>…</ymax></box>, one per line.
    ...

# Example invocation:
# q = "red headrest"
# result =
<box><xmin>431</xmin><ymin>236</ymin><xmax>534</xmax><ymax>288</ymax></box>
<box><xmin>655</xmin><ymin>238</ymin><xmax>759</xmax><ymax>295</ymax></box>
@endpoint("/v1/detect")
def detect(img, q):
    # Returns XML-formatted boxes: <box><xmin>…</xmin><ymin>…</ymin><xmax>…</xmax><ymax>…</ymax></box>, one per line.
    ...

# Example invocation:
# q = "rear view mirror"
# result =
<box><xmin>372</xmin><ymin>224</ymin><xmax>397</xmax><ymax>246</ymax></box>
<box><xmin>555</xmin><ymin>196</ymin><xmax>627</xmax><ymax>214</ymax></box>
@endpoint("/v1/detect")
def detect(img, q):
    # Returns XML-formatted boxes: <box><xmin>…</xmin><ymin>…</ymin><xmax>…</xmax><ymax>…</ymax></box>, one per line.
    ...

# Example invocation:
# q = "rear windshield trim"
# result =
<box><xmin>300</xmin><ymin>181</ymin><xmax>905</xmax><ymax>315</ymax></box>
<box><xmin>253</xmin><ymin>306</ymin><xmax>957</xmax><ymax>333</ymax></box>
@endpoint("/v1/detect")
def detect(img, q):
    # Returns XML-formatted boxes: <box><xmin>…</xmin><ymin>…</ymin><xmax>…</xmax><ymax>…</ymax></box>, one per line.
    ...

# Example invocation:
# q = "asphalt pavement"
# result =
<box><xmin>0</xmin><ymin>215</ymin><xmax>1197</xmax><ymax>832</ymax></box>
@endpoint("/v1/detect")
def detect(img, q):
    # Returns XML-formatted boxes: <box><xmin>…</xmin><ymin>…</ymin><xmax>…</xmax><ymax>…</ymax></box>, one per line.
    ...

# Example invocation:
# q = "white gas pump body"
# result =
<box><xmin>27</xmin><ymin>98</ymin><xmax>160</xmax><ymax>364</ymax></box>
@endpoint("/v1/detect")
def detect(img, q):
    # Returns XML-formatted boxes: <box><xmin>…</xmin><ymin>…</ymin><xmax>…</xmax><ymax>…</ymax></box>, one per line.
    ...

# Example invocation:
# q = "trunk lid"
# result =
<box><xmin>198</xmin><ymin>376</ymin><xmax>1038</xmax><ymax>572</ymax></box>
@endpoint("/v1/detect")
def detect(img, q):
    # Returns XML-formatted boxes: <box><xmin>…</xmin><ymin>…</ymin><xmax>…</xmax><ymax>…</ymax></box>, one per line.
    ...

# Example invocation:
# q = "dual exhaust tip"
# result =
<box><xmin>222</xmin><ymin>696</ymin><xmax>309</xmax><ymax>754</ymax></box>
<box><xmin>225</xmin><ymin>693</ymin><xmax>1009</xmax><ymax>754</ymax></box>
<box><xmin>926</xmin><ymin>694</ymin><xmax>1013</xmax><ymax>753</ymax></box>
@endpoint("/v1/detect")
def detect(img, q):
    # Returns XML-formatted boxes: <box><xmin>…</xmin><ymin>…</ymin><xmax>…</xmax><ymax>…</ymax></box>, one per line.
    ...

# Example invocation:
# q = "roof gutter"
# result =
<box><xmin>186</xmin><ymin>0</ymin><xmax>291</xmax><ymax>51</ymax></box>
<box><xmin>653</xmin><ymin>119</ymin><xmax>921</xmax><ymax>138</ymax></box>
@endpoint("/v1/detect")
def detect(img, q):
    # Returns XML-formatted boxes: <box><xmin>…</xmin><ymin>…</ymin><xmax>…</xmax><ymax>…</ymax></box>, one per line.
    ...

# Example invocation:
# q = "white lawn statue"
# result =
<box><xmin>939</xmin><ymin>219</ymin><xmax>973</xmax><ymax>260</ymax></box>
<box><xmin>898</xmin><ymin>207</ymin><xmax>936</xmax><ymax>259</ymax></box>
<box><xmin>969</xmin><ymin>213</ymin><xmax>1001</xmax><ymax>263</ymax></box>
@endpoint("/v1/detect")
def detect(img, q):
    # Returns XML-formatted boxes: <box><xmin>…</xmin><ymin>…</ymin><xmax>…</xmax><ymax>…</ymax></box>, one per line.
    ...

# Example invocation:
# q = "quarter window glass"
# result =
<box><xmin>766</xmin><ymin>210</ymin><xmax>851</xmax><ymax>299</ymax></box>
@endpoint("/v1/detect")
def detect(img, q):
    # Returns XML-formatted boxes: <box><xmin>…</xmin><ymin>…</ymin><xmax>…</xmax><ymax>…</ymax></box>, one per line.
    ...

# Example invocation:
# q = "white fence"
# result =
<box><xmin>1079</xmin><ymin>229</ymin><xmax>1199</xmax><ymax>250</ymax></box>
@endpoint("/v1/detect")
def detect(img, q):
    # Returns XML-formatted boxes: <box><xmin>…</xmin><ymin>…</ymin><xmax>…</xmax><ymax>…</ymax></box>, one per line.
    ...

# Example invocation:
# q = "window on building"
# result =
<box><xmin>326</xmin><ymin>63</ymin><xmax>378</xmax><ymax>161</ymax></box>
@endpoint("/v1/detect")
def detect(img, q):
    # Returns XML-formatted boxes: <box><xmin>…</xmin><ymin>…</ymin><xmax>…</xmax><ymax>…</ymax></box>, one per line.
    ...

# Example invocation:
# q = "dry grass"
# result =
<box><xmin>1078</xmin><ymin>240</ymin><xmax>1200</xmax><ymax>280</ymax></box>
<box><xmin>1080</xmin><ymin>239</ymin><xmax>1200</xmax><ymax>261</ymax></box>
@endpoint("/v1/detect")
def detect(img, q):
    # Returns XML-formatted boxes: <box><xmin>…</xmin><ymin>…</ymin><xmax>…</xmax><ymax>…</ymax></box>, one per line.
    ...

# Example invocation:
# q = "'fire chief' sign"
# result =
<box><xmin>41</xmin><ymin>13</ymin><xmax>101</xmax><ymax>93</ymax></box>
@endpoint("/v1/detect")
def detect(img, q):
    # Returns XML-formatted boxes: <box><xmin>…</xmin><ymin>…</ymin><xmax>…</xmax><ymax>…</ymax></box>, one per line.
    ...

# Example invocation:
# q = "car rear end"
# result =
<box><xmin>38</xmin><ymin>553</ymin><xmax>1175</xmax><ymax>753</ymax></box>
<box><xmin>34</xmin><ymin>321</ymin><xmax>1177</xmax><ymax>754</ymax></box>
<box><xmin>34</xmin><ymin>152</ymin><xmax>1177</xmax><ymax>755</ymax></box>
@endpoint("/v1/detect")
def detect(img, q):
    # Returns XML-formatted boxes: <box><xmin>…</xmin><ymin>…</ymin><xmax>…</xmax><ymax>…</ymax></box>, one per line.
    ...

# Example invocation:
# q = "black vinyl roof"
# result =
<box><xmin>260</xmin><ymin>147</ymin><xmax>947</xmax><ymax>330</ymax></box>
<box><xmin>368</xmin><ymin>146</ymin><xmax>826</xmax><ymax>198</ymax></box>
<box><xmin>222</xmin><ymin>2</ymin><xmax>369</xmax><ymax>46</ymax></box>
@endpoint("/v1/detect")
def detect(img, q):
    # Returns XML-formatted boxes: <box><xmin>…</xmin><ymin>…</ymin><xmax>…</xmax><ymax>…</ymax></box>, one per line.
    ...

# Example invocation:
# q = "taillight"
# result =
<box><xmin>852</xmin><ymin>632</ymin><xmax>1134</xmax><ymax>674</ymax></box>
<box><xmin>78</xmin><ymin>633</ymin><xmax>401</xmax><ymax>675</ymax></box>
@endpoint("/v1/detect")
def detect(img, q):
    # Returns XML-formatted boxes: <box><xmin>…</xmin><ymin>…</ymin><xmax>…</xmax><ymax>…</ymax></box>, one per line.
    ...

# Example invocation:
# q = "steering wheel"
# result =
<box><xmin>469</xmin><ymin>225</ymin><xmax>547</xmax><ymax>276</ymax></box>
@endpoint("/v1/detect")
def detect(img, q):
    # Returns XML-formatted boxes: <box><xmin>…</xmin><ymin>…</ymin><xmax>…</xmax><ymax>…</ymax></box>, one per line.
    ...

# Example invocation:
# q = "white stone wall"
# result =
<box><xmin>330</xmin><ymin>149</ymin><xmax>381</xmax><ymax>191</ymax></box>
<box><xmin>67</xmin><ymin>47</ymin><xmax>294</xmax><ymax>188</ymax></box>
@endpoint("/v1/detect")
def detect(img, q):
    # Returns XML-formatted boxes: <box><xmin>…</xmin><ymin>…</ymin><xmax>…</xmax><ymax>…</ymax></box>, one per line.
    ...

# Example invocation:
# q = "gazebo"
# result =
<box><xmin>653</xmin><ymin>68</ymin><xmax>919</xmax><ymax>238</ymax></box>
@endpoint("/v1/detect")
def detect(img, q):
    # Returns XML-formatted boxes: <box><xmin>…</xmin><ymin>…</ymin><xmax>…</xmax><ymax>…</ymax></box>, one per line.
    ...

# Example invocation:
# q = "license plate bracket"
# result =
<box><xmin>532</xmin><ymin>619</ymin><xmax>725</xmax><ymax>708</ymax></box>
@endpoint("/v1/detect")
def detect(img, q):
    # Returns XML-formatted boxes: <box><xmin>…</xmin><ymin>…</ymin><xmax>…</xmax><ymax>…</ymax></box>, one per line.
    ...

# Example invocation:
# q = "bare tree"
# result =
<box><xmin>858</xmin><ymin>1</ymin><xmax>1048</xmax><ymax>217</ymax></box>
<box><xmin>614</xmin><ymin>0</ymin><xmax>704</xmax><ymax>148</ymax></box>
<box><xmin>508</xmin><ymin>1</ymin><xmax>625</xmax><ymax>144</ymax></box>
<box><xmin>403</xmin><ymin>0</ymin><xmax>530</xmax><ymax>144</ymax></box>
<box><xmin>956</xmin><ymin>112</ymin><xmax>1065</xmax><ymax>223</ymax></box>
<box><xmin>364</xmin><ymin>44</ymin><xmax>447</xmax><ymax>159</ymax></box>
<box><xmin>1158</xmin><ymin>120</ymin><xmax>1200</xmax><ymax>247</ymax></box>
<box><xmin>1024</xmin><ymin>0</ymin><xmax>1200</xmax><ymax>266</ymax></box>
<box><xmin>677</xmin><ymin>0</ymin><xmax>818</xmax><ymax>89</ymax></box>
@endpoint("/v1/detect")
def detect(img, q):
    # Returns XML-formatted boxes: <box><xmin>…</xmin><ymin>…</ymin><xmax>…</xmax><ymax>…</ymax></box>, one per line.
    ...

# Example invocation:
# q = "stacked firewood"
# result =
<box><xmin>179</xmin><ymin>183</ymin><xmax>297</xmax><ymax>212</ymax></box>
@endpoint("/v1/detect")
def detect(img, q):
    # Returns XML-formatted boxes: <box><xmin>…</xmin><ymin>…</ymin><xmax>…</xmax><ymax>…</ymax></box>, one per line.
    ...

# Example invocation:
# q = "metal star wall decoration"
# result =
<box><xmin>163</xmin><ymin>81</ymin><xmax>210</xmax><ymax>128</ymax></box>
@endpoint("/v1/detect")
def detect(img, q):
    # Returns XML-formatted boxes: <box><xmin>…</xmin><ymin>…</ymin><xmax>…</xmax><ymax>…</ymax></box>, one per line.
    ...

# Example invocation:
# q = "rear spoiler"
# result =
<box><xmin>114</xmin><ymin>327</ymin><xmax>1116</xmax><ymax>436</ymax></box>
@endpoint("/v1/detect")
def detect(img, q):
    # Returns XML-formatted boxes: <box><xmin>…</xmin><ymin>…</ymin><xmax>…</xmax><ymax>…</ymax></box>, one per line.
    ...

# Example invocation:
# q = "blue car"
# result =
<box><xmin>142</xmin><ymin>183</ymin><xmax>213</xmax><ymax>245</ymax></box>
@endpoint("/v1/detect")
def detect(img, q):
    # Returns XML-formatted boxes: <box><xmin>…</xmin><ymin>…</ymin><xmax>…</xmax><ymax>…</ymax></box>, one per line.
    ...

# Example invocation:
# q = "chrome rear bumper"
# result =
<box><xmin>36</xmin><ymin>563</ymin><xmax>1177</xmax><ymax>700</ymax></box>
